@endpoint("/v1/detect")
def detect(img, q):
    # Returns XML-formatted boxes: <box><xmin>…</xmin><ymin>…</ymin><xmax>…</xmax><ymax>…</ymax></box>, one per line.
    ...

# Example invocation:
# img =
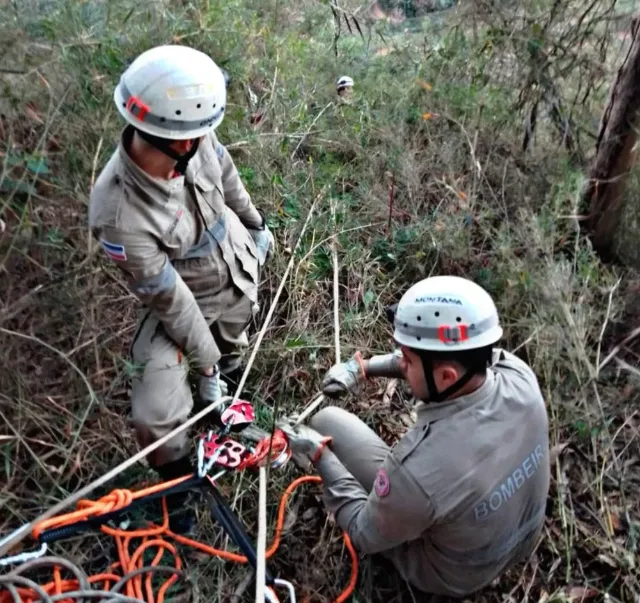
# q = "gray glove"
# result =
<box><xmin>321</xmin><ymin>353</ymin><xmax>366</xmax><ymax>398</ymax></box>
<box><xmin>277</xmin><ymin>420</ymin><xmax>333</xmax><ymax>468</ymax></box>
<box><xmin>249</xmin><ymin>224</ymin><xmax>275</xmax><ymax>266</ymax></box>
<box><xmin>199</xmin><ymin>366</ymin><xmax>226</xmax><ymax>402</ymax></box>
<box><xmin>322</xmin><ymin>351</ymin><xmax>403</xmax><ymax>398</ymax></box>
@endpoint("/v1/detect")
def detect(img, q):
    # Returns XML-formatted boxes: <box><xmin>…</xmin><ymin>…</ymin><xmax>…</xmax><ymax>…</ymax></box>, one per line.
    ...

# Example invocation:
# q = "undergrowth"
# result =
<box><xmin>0</xmin><ymin>0</ymin><xmax>638</xmax><ymax>602</ymax></box>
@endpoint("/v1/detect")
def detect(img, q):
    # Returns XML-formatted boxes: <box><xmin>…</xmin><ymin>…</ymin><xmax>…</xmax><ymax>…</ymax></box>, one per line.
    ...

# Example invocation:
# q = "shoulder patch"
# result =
<box><xmin>374</xmin><ymin>468</ymin><xmax>390</xmax><ymax>497</ymax></box>
<box><xmin>100</xmin><ymin>239</ymin><xmax>127</xmax><ymax>261</ymax></box>
<box><xmin>215</xmin><ymin>142</ymin><xmax>225</xmax><ymax>160</ymax></box>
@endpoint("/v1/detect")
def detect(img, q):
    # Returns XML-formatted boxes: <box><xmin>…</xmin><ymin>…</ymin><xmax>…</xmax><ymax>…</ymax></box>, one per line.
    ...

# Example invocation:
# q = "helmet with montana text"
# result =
<box><xmin>392</xmin><ymin>275</ymin><xmax>503</xmax><ymax>353</ymax></box>
<box><xmin>114</xmin><ymin>45</ymin><xmax>227</xmax><ymax>140</ymax></box>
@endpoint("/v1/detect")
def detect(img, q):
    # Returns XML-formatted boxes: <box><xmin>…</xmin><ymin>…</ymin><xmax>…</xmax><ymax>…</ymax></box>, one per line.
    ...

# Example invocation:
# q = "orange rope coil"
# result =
<box><xmin>2</xmin><ymin>475</ymin><xmax>358</xmax><ymax>603</ymax></box>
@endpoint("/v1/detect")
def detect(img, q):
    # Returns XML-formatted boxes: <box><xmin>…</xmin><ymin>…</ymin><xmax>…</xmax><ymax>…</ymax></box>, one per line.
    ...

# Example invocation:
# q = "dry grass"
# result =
<box><xmin>1</xmin><ymin>0</ymin><xmax>639</xmax><ymax>601</ymax></box>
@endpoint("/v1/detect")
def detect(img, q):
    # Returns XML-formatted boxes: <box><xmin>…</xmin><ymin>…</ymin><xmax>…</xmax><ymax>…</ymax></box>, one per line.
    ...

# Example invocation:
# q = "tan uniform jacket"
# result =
<box><xmin>316</xmin><ymin>349</ymin><xmax>550</xmax><ymax>596</ymax></box>
<box><xmin>88</xmin><ymin>127</ymin><xmax>263</xmax><ymax>371</ymax></box>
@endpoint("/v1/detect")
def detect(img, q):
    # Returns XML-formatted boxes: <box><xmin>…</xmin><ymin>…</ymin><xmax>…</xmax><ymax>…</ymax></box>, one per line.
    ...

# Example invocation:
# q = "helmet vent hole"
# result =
<box><xmin>456</xmin><ymin>316</ymin><xmax>461</xmax><ymax>322</ymax></box>
<box><xmin>160</xmin><ymin>118</ymin><xmax>166</xmax><ymax>123</ymax></box>
<box><xmin>175</xmin><ymin>110</ymin><xmax>182</xmax><ymax>116</ymax></box>
<box><xmin>213</xmin><ymin>103</ymin><xmax>217</xmax><ymax>108</ymax></box>
<box><xmin>434</xmin><ymin>312</ymin><xmax>440</xmax><ymax>317</ymax></box>
<box><xmin>416</xmin><ymin>336</ymin><xmax>421</xmax><ymax>341</ymax></box>
<box><xmin>122</xmin><ymin>103</ymin><xmax>126</xmax><ymax>108</ymax></box>
<box><xmin>404</xmin><ymin>323</ymin><xmax>408</xmax><ymax>328</ymax></box>
<box><xmin>197</xmin><ymin>103</ymin><xmax>201</xmax><ymax>108</ymax></box>
<box><xmin>417</xmin><ymin>316</ymin><xmax>422</xmax><ymax>321</ymax></box>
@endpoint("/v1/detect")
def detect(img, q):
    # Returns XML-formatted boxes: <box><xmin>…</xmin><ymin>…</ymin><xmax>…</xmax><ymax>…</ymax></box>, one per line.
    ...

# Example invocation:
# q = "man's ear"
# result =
<box><xmin>440</xmin><ymin>365</ymin><xmax>460</xmax><ymax>385</ymax></box>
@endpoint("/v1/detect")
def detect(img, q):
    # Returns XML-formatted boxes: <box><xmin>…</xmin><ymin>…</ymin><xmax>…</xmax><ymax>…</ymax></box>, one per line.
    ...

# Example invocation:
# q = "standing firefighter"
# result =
<box><xmin>89</xmin><ymin>45</ymin><xmax>273</xmax><ymax>529</ymax></box>
<box><xmin>280</xmin><ymin>276</ymin><xmax>550</xmax><ymax>597</ymax></box>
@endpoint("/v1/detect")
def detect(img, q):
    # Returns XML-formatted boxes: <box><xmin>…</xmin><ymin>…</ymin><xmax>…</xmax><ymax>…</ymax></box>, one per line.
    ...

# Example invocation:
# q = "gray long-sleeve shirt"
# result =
<box><xmin>314</xmin><ymin>349</ymin><xmax>550</xmax><ymax>597</ymax></box>
<box><xmin>88</xmin><ymin>126</ymin><xmax>263</xmax><ymax>371</ymax></box>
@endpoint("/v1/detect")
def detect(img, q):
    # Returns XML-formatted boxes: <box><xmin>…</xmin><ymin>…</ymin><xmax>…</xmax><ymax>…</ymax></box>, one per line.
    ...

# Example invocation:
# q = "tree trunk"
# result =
<box><xmin>583</xmin><ymin>17</ymin><xmax>640</xmax><ymax>260</ymax></box>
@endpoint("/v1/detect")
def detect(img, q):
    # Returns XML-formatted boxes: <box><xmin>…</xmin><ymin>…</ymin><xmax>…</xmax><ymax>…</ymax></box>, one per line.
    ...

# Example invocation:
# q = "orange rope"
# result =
<box><xmin>238</xmin><ymin>429</ymin><xmax>289</xmax><ymax>470</ymax></box>
<box><xmin>3</xmin><ymin>475</ymin><xmax>358</xmax><ymax>603</ymax></box>
<box><xmin>32</xmin><ymin>475</ymin><xmax>192</xmax><ymax>539</ymax></box>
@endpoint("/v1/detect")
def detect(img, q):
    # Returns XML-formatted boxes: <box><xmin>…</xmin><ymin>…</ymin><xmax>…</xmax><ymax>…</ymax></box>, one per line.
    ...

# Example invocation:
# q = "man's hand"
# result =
<box><xmin>249</xmin><ymin>225</ymin><xmax>275</xmax><ymax>267</ymax></box>
<box><xmin>277</xmin><ymin>420</ymin><xmax>332</xmax><ymax>469</ymax></box>
<box><xmin>199</xmin><ymin>366</ymin><xmax>225</xmax><ymax>402</ymax></box>
<box><xmin>322</xmin><ymin>352</ymin><xmax>367</xmax><ymax>398</ymax></box>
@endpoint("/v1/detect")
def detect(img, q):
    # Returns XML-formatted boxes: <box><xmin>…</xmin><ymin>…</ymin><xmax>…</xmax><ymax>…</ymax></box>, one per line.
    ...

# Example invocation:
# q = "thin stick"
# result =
<box><xmin>295</xmin><ymin>392</ymin><xmax>326</xmax><ymax>425</ymax></box>
<box><xmin>290</xmin><ymin>102</ymin><xmax>333</xmax><ymax>161</ymax></box>
<box><xmin>228</xmin><ymin>189</ymin><xmax>324</xmax><ymax>401</ymax></box>
<box><xmin>598</xmin><ymin>325</ymin><xmax>640</xmax><ymax>372</ymax></box>
<box><xmin>249</xmin><ymin>192</ymin><xmax>326</xmax><ymax>602</ymax></box>
<box><xmin>595</xmin><ymin>277</ymin><xmax>620</xmax><ymax>374</ymax></box>
<box><xmin>0</xmin><ymin>190</ymin><xmax>324</xmax><ymax>558</ymax></box>
<box><xmin>386</xmin><ymin>172</ymin><xmax>395</xmax><ymax>236</ymax></box>
<box><xmin>331</xmin><ymin>199</ymin><xmax>341</xmax><ymax>364</ymax></box>
<box><xmin>255</xmin><ymin>466</ymin><xmax>268</xmax><ymax>603</ymax></box>
<box><xmin>248</xmin><ymin>191</ymin><xmax>325</xmax><ymax>601</ymax></box>
<box><xmin>295</xmin><ymin>199</ymin><xmax>342</xmax><ymax>425</ymax></box>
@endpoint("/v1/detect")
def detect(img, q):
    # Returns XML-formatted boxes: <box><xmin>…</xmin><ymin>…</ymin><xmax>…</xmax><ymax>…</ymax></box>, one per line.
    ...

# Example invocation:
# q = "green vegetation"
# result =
<box><xmin>0</xmin><ymin>0</ymin><xmax>638</xmax><ymax>601</ymax></box>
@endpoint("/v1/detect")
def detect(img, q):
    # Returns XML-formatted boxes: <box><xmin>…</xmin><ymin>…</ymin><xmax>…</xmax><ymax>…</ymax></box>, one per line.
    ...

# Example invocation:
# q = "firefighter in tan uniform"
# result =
<box><xmin>279</xmin><ymin>276</ymin><xmax>550</xmax><ymax>597</ymax></box>
<box><xmin>88</xmin><ymin>45</ymin><xmax>274</xmax><ymax>529</ymax></box>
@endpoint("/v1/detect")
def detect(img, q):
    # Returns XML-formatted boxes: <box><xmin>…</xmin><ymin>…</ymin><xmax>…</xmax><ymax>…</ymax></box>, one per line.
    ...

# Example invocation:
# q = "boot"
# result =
<box><xmin>155</xmin><ymin>456</ymin><xmax>198</xmax><ymax>535</ymax></box>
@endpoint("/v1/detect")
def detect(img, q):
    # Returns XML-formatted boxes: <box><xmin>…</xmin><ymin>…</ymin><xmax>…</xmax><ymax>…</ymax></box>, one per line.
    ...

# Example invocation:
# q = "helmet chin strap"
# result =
<box><xmin>136</xmin><ymin>129</ymin><xmax>201</xmax><ymax>175</ymax></box>
<box><xmin>418</xmin><ymin>352</ymin><xmax>478</xmax><ymax>403</ymax></box>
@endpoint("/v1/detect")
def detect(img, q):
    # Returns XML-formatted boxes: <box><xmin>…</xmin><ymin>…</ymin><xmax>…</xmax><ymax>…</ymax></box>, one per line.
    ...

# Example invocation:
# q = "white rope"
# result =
<box><xmin>255</xmin><ymin>466</ymin><xmax>268</xmax><ymax>603</ymax></box>
<box><xmin>0</xmin><ymin>395</ymin><xmax>232</xmax><ymax>557</ymax></box>
<box><xmin>0</xmin><ymin>190</ymin><xmax>325</xmax><ymax>559</ymax></box>
<box><xmin>274</xmin><ymin>579</ymin><xmax>296</xmax><ymax>602</ymax></box>
<box><xmin>250</xmin><ymin>190</ymin><xmax>325</xmax><ymax>602</ymax></box>
<box><xmin>0</xmin><ymin>543</ymin><xmax>47</xmax><ymax>567</ymax></box>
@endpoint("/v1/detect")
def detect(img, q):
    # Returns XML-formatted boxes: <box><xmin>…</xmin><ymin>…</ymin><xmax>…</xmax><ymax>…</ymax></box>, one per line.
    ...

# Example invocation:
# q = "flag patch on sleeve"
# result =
<box><xmin>100</xmin><ymin>239</ymin><xmax>127</xmax><ymax>261</ymax></box>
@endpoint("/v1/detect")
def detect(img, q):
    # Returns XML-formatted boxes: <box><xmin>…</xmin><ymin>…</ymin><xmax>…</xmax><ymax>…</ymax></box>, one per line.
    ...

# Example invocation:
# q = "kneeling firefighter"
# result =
<box><xmin>279</xmin><ymin>275</ymin><xmax>550</xmax><ymax>597</ymax></box>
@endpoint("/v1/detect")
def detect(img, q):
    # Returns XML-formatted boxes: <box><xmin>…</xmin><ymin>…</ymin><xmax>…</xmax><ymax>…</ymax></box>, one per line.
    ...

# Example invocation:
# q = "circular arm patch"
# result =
<box><xmin>374</xmin><ymin>468</ymin><xmax>390</xmax><ymax>497</ymax></box>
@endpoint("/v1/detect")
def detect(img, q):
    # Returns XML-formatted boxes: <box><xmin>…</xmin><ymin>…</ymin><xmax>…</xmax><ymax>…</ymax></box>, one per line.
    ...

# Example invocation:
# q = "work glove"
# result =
<box><xmin>249</xmin><ymin>225</ymin><xmax>274</xmax><ymax>267</ymax></box>
<box><xmin>322</xmin><ymin>352</ymin><xmax>367</xmax><ymax>398</ymax></box>
<box><xmin>199</xmin><ymin>366</ymin><xmax>227</xmax><ymax>403</ymax></box>
<box><xmin>248</xmin><ymin>209</ymin><xmax>275</xmax><ymax>267</ymax></box>
<box><xmin>276</xmin><ymin>419</ymin><xmax>333</xmax><ymax>469</ymax></box>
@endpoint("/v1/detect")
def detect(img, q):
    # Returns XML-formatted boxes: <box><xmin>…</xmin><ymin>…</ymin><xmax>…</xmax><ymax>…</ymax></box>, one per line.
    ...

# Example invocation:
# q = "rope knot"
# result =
<box><xmin>76</xmin><ymin>489</ymin><xmax>134</xmax><ymax>518</ymax></box>
<box><xmin>100</xmin><ymin>489</ymin><xmax>134</xmax><ymax>513</ymax></box>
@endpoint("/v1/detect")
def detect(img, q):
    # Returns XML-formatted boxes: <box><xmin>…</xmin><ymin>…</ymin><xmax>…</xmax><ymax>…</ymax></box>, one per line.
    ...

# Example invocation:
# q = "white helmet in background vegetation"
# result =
<box><xmin>336</xmin><ymin>75</ymin><xmax>354</xmax><ymax>93</ymax></box>
<box><xmin>114</xmin><ymin>45</ymin><xmax>227</xmax><ymax>140</ymax></box>
<box><xmin>393</xmin><ymin>275</ymin><xmax>503</xmax><ymax>352</ymax></box>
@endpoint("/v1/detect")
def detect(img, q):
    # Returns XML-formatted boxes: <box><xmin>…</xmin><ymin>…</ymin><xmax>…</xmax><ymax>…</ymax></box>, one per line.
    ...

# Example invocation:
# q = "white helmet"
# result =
<box><xmin>114</xmin><ymin>45</ymin><xmax>227</xmax><ymax>140</ymax></box>
<box><xmin>393</xmin><ymin>276</ymin><xmax>503</xmax><ymax>353</ymax></box>
<box><xmin>336</xmin><ymin>75</ymin><xmax>354</xmax><ymax>92</ymax></box>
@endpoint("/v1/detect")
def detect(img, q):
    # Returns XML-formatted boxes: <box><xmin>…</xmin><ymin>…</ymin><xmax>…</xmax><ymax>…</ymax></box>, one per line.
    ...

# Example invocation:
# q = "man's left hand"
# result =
<box><xmin>277</xmin><ymin>419</ymin><xmax>332</xmax><ymax>469</ymax></box>
<box><xmin>249</xmin><ymin>224</ymin><xmax>275</xmax><ymax>267</ymax></box>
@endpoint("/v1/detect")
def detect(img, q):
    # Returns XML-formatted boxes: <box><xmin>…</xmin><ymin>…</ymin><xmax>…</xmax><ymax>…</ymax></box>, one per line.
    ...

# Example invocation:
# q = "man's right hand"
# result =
<box><xmin>321</xmin><ymin>353</ymin><xmax>366</xmax><ymax>397</ymax></box>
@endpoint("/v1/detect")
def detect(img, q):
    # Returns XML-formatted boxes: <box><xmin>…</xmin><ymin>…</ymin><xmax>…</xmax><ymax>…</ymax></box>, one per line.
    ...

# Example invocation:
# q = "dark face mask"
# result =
<box><xmin>136</xmin><ymin>128</ymin><xmax>201</xmax><ymax>175</ymax></box>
